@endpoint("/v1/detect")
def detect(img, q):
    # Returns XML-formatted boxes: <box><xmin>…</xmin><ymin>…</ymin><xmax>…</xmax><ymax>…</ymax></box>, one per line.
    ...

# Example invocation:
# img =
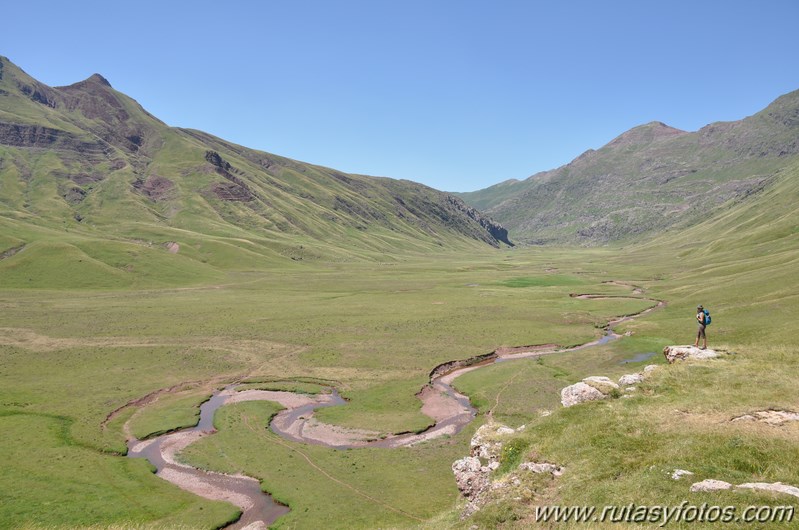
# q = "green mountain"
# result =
<box><xmin>0</xmin><ymin>57</ymin><xmax>510</xmax><ymax>287</ymax></box>
<box><xmin>458</xmin><ymin>90</ymin><xmax>799</xmax><ymax>245</ymax></box>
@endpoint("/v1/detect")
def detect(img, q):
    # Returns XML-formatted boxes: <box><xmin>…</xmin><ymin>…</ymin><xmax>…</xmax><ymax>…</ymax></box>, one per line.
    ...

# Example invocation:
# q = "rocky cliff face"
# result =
<box><xmin>446</xmin><ymin>195</ymin><xmax>513</xmax><ymax>246</ymax></box>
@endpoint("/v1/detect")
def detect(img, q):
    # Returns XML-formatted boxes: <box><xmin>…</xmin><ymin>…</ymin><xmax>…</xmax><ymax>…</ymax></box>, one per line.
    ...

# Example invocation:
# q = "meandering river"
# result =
<box><xmin>126</xmin><ymin>295</ymin><xmax>663</xmax><ymax>528</ymax></box>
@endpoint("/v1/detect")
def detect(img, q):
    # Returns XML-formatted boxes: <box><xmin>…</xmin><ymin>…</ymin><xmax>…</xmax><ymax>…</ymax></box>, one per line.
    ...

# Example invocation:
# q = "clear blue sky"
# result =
<box><xmin>3</xmin><ymin>1</ymin><xmax>799</xmax><ymax>192</ymax></box>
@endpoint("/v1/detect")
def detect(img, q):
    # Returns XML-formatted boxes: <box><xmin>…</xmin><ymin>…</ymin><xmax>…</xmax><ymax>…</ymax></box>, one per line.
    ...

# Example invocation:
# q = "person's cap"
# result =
<box><xmin>697</xmin><ymin>305</ymin><xmax>703</xmax><ymax>309</ymax></box>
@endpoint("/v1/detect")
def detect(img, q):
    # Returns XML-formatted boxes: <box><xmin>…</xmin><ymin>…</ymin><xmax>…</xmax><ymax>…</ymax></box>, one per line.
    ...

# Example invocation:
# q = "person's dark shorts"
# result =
<box><xmin>697</xmin><ymin>324</ymin><xmax>706</xmax><ymax>338</ymax></box>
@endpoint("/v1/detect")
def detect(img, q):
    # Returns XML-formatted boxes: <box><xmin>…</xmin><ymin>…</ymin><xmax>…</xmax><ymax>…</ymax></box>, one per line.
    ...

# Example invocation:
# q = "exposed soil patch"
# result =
<box><xmin>132</xmin><ymin>174</ymin><xmax>175</xmax><ymax>201</ymax></box>
<box><xmin>495</xmin><ymin>344</ymin><xmax>558</xmax><ymax>356</ymax></box>
<box><xmin>571</xmin><ymin>293</ymin><xmax>639</xmax><ymax>300</ymax></box>
<box><xmin>61</xmin><ymin>185</ymin><xmax>87</xmax><ymax>204</ymax></box>
<box><xmin>70</xmin><ymin>172</ymin><xmax>106</xmax><ymax>185</ymax></box>
<box><xmin>731</xmin><ymin>410</ymin><xmax>799</xmax><ymax>426</ymax></box>
<box><xmin>205</xmin><ymin>150</ymin><xmax>256</xmax><ymax>202</ymax></box>
<box><xmin>210</xmin><ymin>181</ymin><xmax>255</xmax><ymax>202</ymax></box>
<box><xmin>0</xmin><ymin>244</ymin><xmax>25</xmax><ymax>260</ymax></box>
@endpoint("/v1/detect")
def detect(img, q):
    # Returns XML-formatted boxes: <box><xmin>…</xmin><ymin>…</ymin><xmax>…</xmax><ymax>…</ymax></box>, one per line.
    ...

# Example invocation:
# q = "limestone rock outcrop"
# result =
<box><xmin>619</xmin><ymin>373</ymin><xmax>644</xmax><ymax>386</ymax></box>
<box><xmin>560</xmin><ymin>381</ymin><xmax>607</xmax><ymax>407</ymax></box>
<box><xmin>690</xmin><ymin>479</ymin><xmax>733</xmax><ymax>492</ymax></box>
<box><xmin>453</xmin><ymin>421</ymin><xmax>563</xmax><ymax>518</ymax></box>
<box><xmin>452</xmin><ymin>456</ymin><xmax>490</xmax><ymax>501</ymax></box>
<box><xmin>663</xmin><ymin>345</ymin><xmax>720</xmax><ymax>363</ymax></box>
<box><xmin>737</xmin><ymin>482</ymin><xmax>799</xmax><ymax>499</ymax></box>
<box><xmin>582</xmin><ymin>376</ymin><xmax>620</xmax><ymax>394</ymax></box>
<box><xmin>690</xmin><ymin>479</ymin><xmax>799</xmax><ymax>500</ymax></box>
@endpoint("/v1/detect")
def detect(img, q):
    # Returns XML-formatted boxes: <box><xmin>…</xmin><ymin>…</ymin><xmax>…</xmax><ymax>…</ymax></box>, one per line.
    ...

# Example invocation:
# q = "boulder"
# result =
<box><xmin>582</xmin><ymin>376</ymin><xmax>620</xmax><ymax>394</ymax></box>
<box><xmin>643</xmin><ymin>364</ymin><xmax>659</xmax><ymax>374</ymax></box>
<box><xmin>619</xmin><ymin>373</ymin><xmax>644</xmax><ymax>386</ymax></box>
<box><xmin>663</xmin><ymin>345</ymin><xmax>719</xmax><ymax>363</ymax></box>
<box><xmin>690</xmin><ymin>479</ymin><xmax>733</xmax><ymax>492</ymax></box>
<box><xmin>561</xmin><ymin>382</ymin><xmax>606</xmax><ymax>407</ymax></box>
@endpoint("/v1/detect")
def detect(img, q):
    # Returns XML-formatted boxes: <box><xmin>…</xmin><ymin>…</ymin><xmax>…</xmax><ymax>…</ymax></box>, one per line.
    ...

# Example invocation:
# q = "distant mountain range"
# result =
<box><xmin>0</xmin><ymin>56</ymin><xmax>511</xmax><ymax>283</ymax></box>
<box><xmin>458</xmin><ymin>89</ymin><xmax>799</xmax><ymax>245</ymax></box>
<box><xmin>3</xmin><ymin>54</ymin><xmax>797</xmax><ymax>283</ymax></box>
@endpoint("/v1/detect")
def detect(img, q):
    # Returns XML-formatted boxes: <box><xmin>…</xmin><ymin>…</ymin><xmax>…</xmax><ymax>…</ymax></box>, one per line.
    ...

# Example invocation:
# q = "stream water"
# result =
<box><xmin>125</xmin><ymin>298</ymin><xmax>664</xmax><ymax>528</ymax></box>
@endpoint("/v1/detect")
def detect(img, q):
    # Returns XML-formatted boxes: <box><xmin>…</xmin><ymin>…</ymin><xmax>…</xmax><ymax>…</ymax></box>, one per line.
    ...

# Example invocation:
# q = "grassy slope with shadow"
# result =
<box><xmin>437</xmin><ymin>160</ymin><xmax>799</xmax><ymax>528</ymax></box>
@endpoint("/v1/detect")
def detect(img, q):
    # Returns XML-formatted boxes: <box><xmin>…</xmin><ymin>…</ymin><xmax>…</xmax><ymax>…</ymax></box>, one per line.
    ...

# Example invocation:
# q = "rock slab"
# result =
<box><xmin>663</xmin><ymin>345</ymin><xmax>720</xmax><ymax>363</ymax></box>
<box><xmin>690</xmin><ymin>479</ymin><xmax>733</xmax><ymax>492</ymax></box>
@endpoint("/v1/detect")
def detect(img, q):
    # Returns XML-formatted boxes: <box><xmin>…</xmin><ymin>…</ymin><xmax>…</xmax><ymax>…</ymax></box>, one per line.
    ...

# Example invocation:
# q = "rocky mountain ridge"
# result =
<box><xmin>0</xmin><ymin>56</ymin><xmax>511</xmax><ymax>276</ymax></box>
<box><xmin>458</xmin><ymin>89</ymin><xmax>799</xmax><ymax>245</ymax></box>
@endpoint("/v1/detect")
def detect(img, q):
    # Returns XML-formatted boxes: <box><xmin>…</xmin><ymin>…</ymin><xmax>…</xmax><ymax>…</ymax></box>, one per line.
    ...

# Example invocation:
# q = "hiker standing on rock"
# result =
<box><xmin>694</xmin><ymin>305</ymin><xmax>708</xmax><ymax>349</ymax></box>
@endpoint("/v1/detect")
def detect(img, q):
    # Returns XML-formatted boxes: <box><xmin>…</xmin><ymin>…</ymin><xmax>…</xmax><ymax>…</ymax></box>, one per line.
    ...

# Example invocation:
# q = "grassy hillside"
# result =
<box><xmin>1</xmin><ymin>55</ymin><xmax>798</xmax><ymax>530</ymax></box>
<box><xmin>458</xmin><ymin>89</ymin><xmax>799</xmax><ymax>245</ymax></box>
<box><xmin>436</xmin><ymin>159</ymin><xmax>799</xmax><ymax>528</ymax></box>
<box><xmin>1</xmin><ymin>157</ymin><xmax>797</xmax><ymax>527</ymax></box>
<box><xmin>0</xmin><ymin>56</ymin><xmax>511</xmax><ymax>291</ymax></box>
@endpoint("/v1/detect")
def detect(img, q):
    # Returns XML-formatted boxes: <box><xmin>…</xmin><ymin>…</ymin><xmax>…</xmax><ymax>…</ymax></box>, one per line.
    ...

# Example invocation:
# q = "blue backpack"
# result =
<box><xmin>703</xmin><ymin>309</ymin><xmax>712</xmax><ymax>326</ymax></box>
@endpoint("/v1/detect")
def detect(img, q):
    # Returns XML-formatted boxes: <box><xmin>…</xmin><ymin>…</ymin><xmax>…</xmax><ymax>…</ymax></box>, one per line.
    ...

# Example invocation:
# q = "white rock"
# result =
<box><xmin>540</xmin><ymin>410</ymin><xmax>552</xmax><ymax>417</ymax></box>
<box><xmin>625</xmin><ymin>386</ymin><xmax>637</xmax><ymax>392</ymax></box>
<box><xmin>452</xmin><ymin>457</ymin><xmax>489</xmax><ymax>499</ymax></box>
<box><xmin>582</xmin><ymin>376</ymin><xmax>620</xmax><ymax>394</ymax></box>
<box><xmin>619</xmin><ymin>373</ymin><xmax>644</xmax><ymax>386</ymax></box>
<box><xmin>690</xmin><ymin>479</ymin><xmax>733</xmax><ymax>492</ymax></box>
<box><xmin>672</xmin><ymin>469</ymin><xmax>695</xmax><ymax>480</ymax></box>
<box><xmin>737</xmin><ymin>482</ymin><xmax>799</xmax><ymax>499</ymax></box>
<box><xmin>495</xmin><ymin>426</ymin><xmax>516</xmax><ymax>436</ymax></box>
<box><xmin>643</xmin><ymin>364</ymin><xmax>659</xmax><ymax>374</ymax></box>
<box><xmin>516</xmin><ymin>424</ymin><xmax>527</xmax><ymax>431</ymax></box>
<box><xmin>487</xmin><ymin>461</ymin><xmax>500</xmax><ymax>471</ymax></box>
<box><xmin>560</xmin><ymin>382</ymin><xmax>607</xmax><ymax>407</ymax></box>
<box><xmin>470</xmin><ymin>423</ymin><xmax>507</xmax><ymax>461</ymax></box>
<box><xmin>663</xmin><ymin>345</ymin><xmax>720</xmax><ymax>364</ymax></box>
<box><xmin>519</xmin><ymin>462</ymin><xmax>565</xmax><ymax>476</ymax></box>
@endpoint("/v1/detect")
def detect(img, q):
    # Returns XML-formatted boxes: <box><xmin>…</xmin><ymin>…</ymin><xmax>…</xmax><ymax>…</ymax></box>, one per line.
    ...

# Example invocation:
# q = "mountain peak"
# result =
<box><xmin>86</xmin><ymin>73</ymin><xmax>112</xmax><ymax>87</ymax></box>
<box><xmin>606</xmin><ymin>121</ymin><xmax>687</xmax><ymax>148</ymax></box>
<box><xmin>756</xmin><ymin>88</ymin><xmax>799</xmax><ymax>128</ymax></box>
